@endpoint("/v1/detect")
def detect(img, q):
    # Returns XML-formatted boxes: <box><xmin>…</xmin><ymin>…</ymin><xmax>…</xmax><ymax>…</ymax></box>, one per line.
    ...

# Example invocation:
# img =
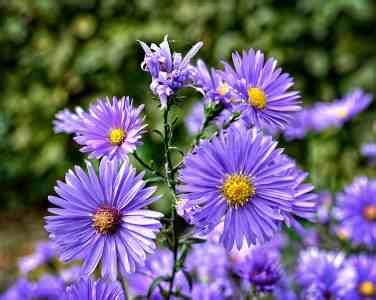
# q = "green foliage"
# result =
<box><xmin>0</xmin><ymin>0</ymin><xmax>375</xmax><ymax>209</ymax></box>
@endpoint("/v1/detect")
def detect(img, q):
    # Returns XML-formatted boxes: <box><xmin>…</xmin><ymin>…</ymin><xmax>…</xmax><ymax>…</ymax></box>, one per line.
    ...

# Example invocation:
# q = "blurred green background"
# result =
<box><xmin>0</xmin><ymin>0</ymin><xmax>375</xmax><ymax>289</ymax></box>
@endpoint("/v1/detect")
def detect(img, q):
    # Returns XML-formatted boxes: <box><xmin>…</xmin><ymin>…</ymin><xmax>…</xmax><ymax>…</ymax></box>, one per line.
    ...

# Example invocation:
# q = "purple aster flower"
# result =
<box><xmin>283</xmin><ymin>109</ymin><xmax>311</xmax><ymax>141</ymax></box>
<box><xmin>185</xmin><ymin>102</ymin><xmax>205</xmax><ymax>135</ymax></box>
<box><xmin>139</xmin><ymin>36</ymin><xmax>203</xmax><ymax>108</ymax></box>
<box><xmin>277</xmin><ymin>155</ymin><xmax>317</xmax><ymax>225</ymax></box>
<box><xmin>177</xmin><ymin>125</ymin><xmax>298</xmax><ymax>251</ymax></box>
<box><xmin>185</xmin><ymin>241</ymin><xmax>238</xmax><ymax>298</ymax></box>
<box><xmin>18</xmin><ymin>240</ymin><xmax>57</xmax><ymax>274</ymax></box>
<box><xmin>126</xmin><ymin>248</ymin><xmax>190</xmax><ymax>299</ymax></box>
<box><xmin>0</xmin><ymin>278</ymin><xmax>32</xmax><ymax>300</ymax></box>
<box><xmin>344</xmin><ymin>255</ymin><xmax>376</xmax><ymax>300</ymax></box>
<box><xmin>184</xmin><ymin>101</ymin><xmax>243</xmax><ymax>136</ymax></box>
<box><xmin>53</xmin><ymin>107</ymin><xmax>85</xmax><ymax>134</ymax></box>
<box><xmin>45</xmin><ymin>158</ymin><xmax>163</xmax><ymax>280</ymax></box>
<box><xmin>274</xmin><ymin>275</ymin><xmax>297</xmax><ymax>300</ymax></box>
<box><xmin>60</xmin><ymin>266</ymin><xmax>82</xmax><ymax>284</ymax></box>
<box><xmin>335</xmin><ymin>176</ymin><xmax>376</xmax><ymax>247</ymax></box>
<box><xmin>186</xmin><ymin>241</ymin><xmax>229</xmax><ymax>281</ymax></box>
<box><xmin>1</xmin><ymin>276</ymin><xmax>65</xmax><ymax>300</ymax></box>
<box><xmin>232</xmin><ymin>246</ymin><xmax>282</xmax><ymax>293</ymax></box>
<box><xmin>361</xmin><ymin>143</ymin><xmax>376</xmax><ymax>165</ymax></box>
<box><xmin>310</xmin><ymin>89</ymin><xmax>372</xmax><ymax>131</ymax></box>
<box><xmin>32</xmin><ymin>275</ymin><xmax>65</xmax><ymax>300</ymax></box>
<box><xmin>296</xmin><ymin>248</ymin><xmax>355</xmax><ymax>299</ymax></box>
<box><xmin>316</xmin><ymin>191</ymin><xmax>333</xmax><ymax>224</ymax></box>
<box><xmin>64</xmin><ymin>277</ymin><xmax>125</xmax><ymax>300</ymax></box>
<box><xmin>192</xmin><ymin>60</ymin><xmax>234</xmax><ymax>105</ymax></box>
<box><xmin>191</xmin><ymin>282</ymin><xmax>226</xmax><ymax>300</ymax></box>
<box><xmin>221</xmin><ymin>49</ymin><xmax>301</xmax><ymax>130</ymax></box>
<box><xmin>73</xmin><ymin>96</ymin><xmax>146</xmax><ymax>160</ymax></box>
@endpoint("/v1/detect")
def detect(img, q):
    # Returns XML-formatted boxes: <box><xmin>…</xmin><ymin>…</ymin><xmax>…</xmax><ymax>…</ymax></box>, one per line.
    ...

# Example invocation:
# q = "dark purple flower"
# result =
<box><xmin>221</xmin><ymin>49</ymin><xmax>301</xmax><ymax>130</ymax></box>
<box><xmin>18</xmin><ymin>241</ymin><xmax>57</xmax><ymax>274</ymax></box>
<box><xmin>335</xmin><ymin>176</ymin><xmax>376</xmax><ymax>247</ymax></box>
<box><xmin>177</xmin><ymin>126</ymin><xmax>299</xmax><ymax>250</ymax></box>
<box><xmin>232</xmin><ymin>246</ymin><xmax>282</xmax><ymax>293</ymax></box>
<box><xmin>139</xmin><ymin>36</ymin><xmax>203</xmax><ymax>108</ymax></box>
<box><xmin>296</xmin><ymin>248</ymin><xmax>354</xmax><ymax>299</ymax></box>
<box><xmin>192</xmin><ymin>60</ymin><xmax>234</xmax><ymax>105</ymax></box>
<box><xmin>73</xmin><ymin>96</ymin><xmax>146</xmax><ymax>160</ymax></box>
<box><xmin>126</xmin><ymin>248</ymin><xmax>190</xmax><ymax>299</ymax></box>
<box><xmin>53</xmin><ymin>107</ymin><xmax>85</xmax><ymax>134</ymax></box>
<box><xmin>344</xmin><ymin>255</ymin><xmax>376</xmax><ymax>300</ymax></box>
<box><xmin>64</xmin><ymin>277</ymin><xmax>125</xmax><ymax>300</ymax></box>
<box><xmin>45</xmin><ymin>158</ymin><xmax>163</xmax><ymax>280</ymax></box>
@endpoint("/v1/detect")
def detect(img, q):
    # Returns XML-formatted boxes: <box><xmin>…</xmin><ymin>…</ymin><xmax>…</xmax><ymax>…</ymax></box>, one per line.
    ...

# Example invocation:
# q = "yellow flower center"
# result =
<box><xmin>217</xmin><ymin>83</ymin><xmax>230</xmax><ymax>96</ymax></box>
<box><xmin>92</xmin><ymin>207</ymin><xmax>120</xmax><ymax>234</ymax></box>
<box><xmin>247</xmin><ymin>87</ymin><xmax>267</xmax><ymax>110</ymax></box>
<box><xmin>222</xmin><ymin>174</ymin><xmax>255</xmax><ymax>207</ymax></box>
<box><xmin>109</xmin><ymin>128</ymin><xmax>126</xmax><ymax>145</ymax></box>
<box><xmin>336</xmin><ymin>227</ymin><xmax>350</xmax><ymax>241</ymax></box>
<box><xmin>333</xmin><ymin>107</ymin><xmax>349</xmax><ymax>118</ymax></box>
<box><xmin>359</xmin><ymin>281</ymin><xmax>376</xmax><ymax>297</ymax></box>
<box><xmin>363</xmin><ymin>205</ymin><xmax>376</xmax><ymax>221</ymax></box>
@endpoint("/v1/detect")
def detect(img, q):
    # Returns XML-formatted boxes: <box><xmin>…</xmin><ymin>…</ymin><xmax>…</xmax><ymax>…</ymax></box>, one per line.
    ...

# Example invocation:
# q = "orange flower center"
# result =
<box><xmin>92</xmin><ymin>207</ymin><xmax>121</xmax><ymax>234</ymax></box>
<box><xmin>363</xmin><ymin>205</ymin><xmax>376</xmax><ymax>221</ymax></box>
<box><xmin>359</xmin><ymin>281</ymin><xmax>376</xmax><ymax>297</ymax></box>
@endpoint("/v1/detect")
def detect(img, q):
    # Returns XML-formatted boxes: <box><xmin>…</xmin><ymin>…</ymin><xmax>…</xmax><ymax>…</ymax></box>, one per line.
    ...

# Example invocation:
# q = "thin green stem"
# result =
<box><xmin>162</xmin><ymin>105</ymin><xmax>179</xmax><ymax>300</ymax></box>
<box><xmin>132</xmin><ymin>151</ymin><xmax>163</xmax><ymax>177</ymax></box>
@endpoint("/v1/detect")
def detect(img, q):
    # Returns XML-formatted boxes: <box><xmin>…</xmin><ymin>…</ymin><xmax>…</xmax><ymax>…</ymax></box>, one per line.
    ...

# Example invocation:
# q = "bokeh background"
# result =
<box><xmin>0</xmin><ymin>0</ymin><xmax>375</xmax><ymax>290</ymax></box>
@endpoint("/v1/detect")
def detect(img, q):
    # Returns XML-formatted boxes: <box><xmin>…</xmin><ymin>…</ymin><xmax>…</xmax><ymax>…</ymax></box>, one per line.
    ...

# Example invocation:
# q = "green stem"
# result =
<box><xmin>132</xmin><ymin>151</ymin><xmax>163</xmax><ymax>177</ymax></box>
<box><xmin>162</xmin><ymin>105</ymin><xmax>179</xmax><ymax>300</ymax></box>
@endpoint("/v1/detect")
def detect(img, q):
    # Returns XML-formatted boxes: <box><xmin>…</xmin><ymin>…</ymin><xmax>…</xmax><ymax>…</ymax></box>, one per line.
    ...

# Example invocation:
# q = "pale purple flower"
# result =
<box><xmin>139</xmin><ymin>36</ymin><xmax>203</xmax><ymax>108</ymax></box>
<box><xmin>53</xmin><ymin>107</ymin><xmax>85</xmax><ymax>134</ymax></box>
<box><xmin>18</xmin><ymin>241</ymin><xmax>57</xmax><ymax>274</ymax></box>
<box><xmin>185</xmin><ymin>102</ymin><xmax>205</xmax><ymax>135</ymax></box>
<box><xmin>73</xmin><ymin>96</ymin><xmax>146</xmax><ymax>160</ymax></box>
<box><xmin>310</xmin><ymin>89</ymin><xmax>372</xmax><ymax>131</ymax></box>
<box><xmin>45</xmin><ymin>158</ymin><xmax>163</xmax><ymax>280</ymax></box>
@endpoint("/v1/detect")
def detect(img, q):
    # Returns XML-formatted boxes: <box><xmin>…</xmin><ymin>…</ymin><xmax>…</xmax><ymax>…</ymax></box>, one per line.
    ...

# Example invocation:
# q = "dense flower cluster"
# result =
<box><xmin>2</xmin><ymin>36</ymin><xmax>374</xmax><ymax>299</ymax></box>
